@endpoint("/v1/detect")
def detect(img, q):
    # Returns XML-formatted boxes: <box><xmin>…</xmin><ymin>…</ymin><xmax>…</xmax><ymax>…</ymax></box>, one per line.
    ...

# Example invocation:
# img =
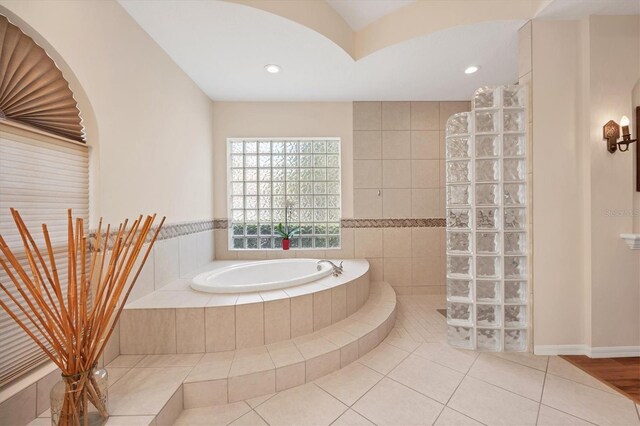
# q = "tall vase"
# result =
<box><xmin>50</xmin><ymin>365</ymin><xmax>109</xmax><ymax>426</ymax></box>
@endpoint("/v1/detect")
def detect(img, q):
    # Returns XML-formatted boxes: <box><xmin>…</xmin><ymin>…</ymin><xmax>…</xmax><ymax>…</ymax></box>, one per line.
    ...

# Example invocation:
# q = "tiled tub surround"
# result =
<box><xmin>120</xmin><ymin>260</ymin><xmax>371</xmax><ymax>354</ymax></box>
<box><xmin>214</xmin><ymin>224</ymin><xmax>448</xmax><ymax>296</ymax></box>
<box><xmin>25</xmin><ymin>281</ymin><xmax>396</xmax><ymax>425</ymax></box>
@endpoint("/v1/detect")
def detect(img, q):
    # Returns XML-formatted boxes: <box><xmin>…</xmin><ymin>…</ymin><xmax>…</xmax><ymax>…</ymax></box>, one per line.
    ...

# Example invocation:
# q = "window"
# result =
<box><xmin>0</xmin><ymin>125</ymin><xmax>89</xmax><ymax>386</ymax></box>
<box><xmin>228</xmin><ymin>138</ymin><xmax>341</xmax><ymax>250</ymax></box>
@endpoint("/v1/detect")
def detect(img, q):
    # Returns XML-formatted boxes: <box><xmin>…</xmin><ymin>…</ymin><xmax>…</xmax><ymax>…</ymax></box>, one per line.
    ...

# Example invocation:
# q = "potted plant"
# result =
<box><xmin>275</xmin><ymin>223</ymin><xmax>299</xmax><ymax>250</ymax></box>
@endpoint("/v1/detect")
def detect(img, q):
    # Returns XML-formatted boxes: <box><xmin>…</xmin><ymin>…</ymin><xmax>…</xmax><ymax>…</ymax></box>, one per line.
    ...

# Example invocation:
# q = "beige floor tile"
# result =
<box><xmin>547</xmin><ymin>357</ymin><xmax>619</xmax><ymax>395</ymax></box>
<box><xmin>383</xmin><ymin>333</ymin><xmax>421</xmax><ymax>352</ymax></box>
<box><xmin>107</xmin><ymin>355</ymin><xmax>145</xmax><ymax>368</ymax></box>
<box><xmin>412</xmin><ymin>342</ymin><xmax>477</xmax><ymax>374</ymax></box>
<box><xmin>230</xmin><ymin>347</ymin><xmax>275</xmax><ymax>376</ymax></box>
<box><xmin>468</xmin><ymin>354</ymin><xmax>545</xmax><ymax>401</ymax></box>
<box><xmin>388</xmin><ymin>354</ymin><xmax>464</xmax><ymax>404</ymax></box>
<box><xmin>173</xmin><ymin>402</ymin><xmax>251</xmax><ymax>425</ymax></box>
<box><xmin>109</xmin><ymin>367</ymin><xmax>191</xmax><ymax>416</ymax></box>
<box><xmin>541</xmin><ymin>374</ymin><xmax>640</xmax><ymax>425</ymax></box>
<box><xmin>490</xmin><ymin>352</ymin><xmax>548</xmax><ymax>372</ymax></box>
<box><xmin>536</xmin><ymin>405</ymin><xmax>592</xmax><ymax>425</ymax></box>
<box><xmin>331</xmin><ymin>409</ymin><xmax>375</xmax><ymax>426</ymax></box>
<box><xmin>267</xmin><ymin>341</ymin><xmax>304</xmax><ymax>367</ymax></box>
<box><xmin>185</xmin><ymin>351</ymin><xmax>234</xmax><ymax>382</ymax></box>
<box><xmin>448</xmin><ymin>376</ymin><xmax>539</xmax><ymax>425</ymax></box>
<box><xmin>353</xmin><ymin>378</ymin><xmax>443</xmax><ymax>425</ymax></box>
<box><xmin>358</xmin><ymin>342</ymin><xmax>409</xmax><ymax>374</ymax></box>
<box><xmin>106</xmin><ymin>367</ymin><xmax>131</xmax><ymax>388</ymax></box>
<box><xmin>295</xmin><ymin>335</ymin><xmax>339</xmax><ymax>360</ymax></box>
<box><xmin>245</xmin><ymin>393</ymin><xmax>276</xmax><ymax>408</ymax></box>
<box><xmin>229</xmin><ymin>410</ymin><xmax>268</xmax><ymax>425</ymax></box>
<box><xmin>136</xmin><ymin>353</ymin><xmax>203</xmax><ymax>368</ymax></box>
<box><xmin>255</xmin><ymin>383</ymin><xmax>347</xmax><ymax>426</ymax></box>
<box><xmin>315</xmin><ymin>362</ymin><xmax>383</xmax><ymax>406</ymax></box>
<box><xmin>434</xmin><ymin>407</ymin><xmax>482</xmax><ymax>425</ymax></box>
<box><xmin>104</xmin><ymin>416</ymin><xmax>156</xmax><ymax>425</ymax></box>
<box><xmin>321</xmin><ymin>327</ymin><xmax>358</xmax><ymax>348</ymax></box>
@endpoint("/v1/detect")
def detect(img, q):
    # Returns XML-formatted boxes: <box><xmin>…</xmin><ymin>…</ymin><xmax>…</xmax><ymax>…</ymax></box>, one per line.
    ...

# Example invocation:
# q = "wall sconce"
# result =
<box><xmin>603</xmin><ymin>115</ymin><xmax>637</xmax><ymax>153</ymax></box>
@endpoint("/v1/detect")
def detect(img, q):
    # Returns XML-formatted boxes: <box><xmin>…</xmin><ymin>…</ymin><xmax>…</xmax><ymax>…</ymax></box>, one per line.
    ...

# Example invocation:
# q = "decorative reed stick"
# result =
<box><xmin>0</xmin><ymin>209</ymin><xmax>165</xmax><ymax>426</ymax></box>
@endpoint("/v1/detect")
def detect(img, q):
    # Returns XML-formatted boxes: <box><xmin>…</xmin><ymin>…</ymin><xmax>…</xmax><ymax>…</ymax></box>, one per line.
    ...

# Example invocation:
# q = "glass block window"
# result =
<box><xmin>228</xmin><ymin>138</ymin><xmax>341</xmax><ymax>250</ymax></box>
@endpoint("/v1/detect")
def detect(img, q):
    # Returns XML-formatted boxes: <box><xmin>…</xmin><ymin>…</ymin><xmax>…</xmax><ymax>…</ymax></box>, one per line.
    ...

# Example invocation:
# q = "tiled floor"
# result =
<box><xmin>174</xmin><ymin>295</ymin><xmax>640</xmax><ymax>426</ymax></box>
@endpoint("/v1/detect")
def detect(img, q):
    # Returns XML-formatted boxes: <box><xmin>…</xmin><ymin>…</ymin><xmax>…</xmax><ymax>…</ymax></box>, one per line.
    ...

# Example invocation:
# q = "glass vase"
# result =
<box><xmin>50</xmin><ymin>365</ymin><xmax>109</xmax><ymax>426</ymax></box>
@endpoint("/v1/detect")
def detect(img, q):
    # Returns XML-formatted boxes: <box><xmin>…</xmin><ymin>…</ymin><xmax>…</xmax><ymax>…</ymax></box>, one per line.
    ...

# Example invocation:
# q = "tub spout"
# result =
<box><xmin>317</xmin><ymin>260</ymin><xmax>343</xmax><ymax>277</ymax></box>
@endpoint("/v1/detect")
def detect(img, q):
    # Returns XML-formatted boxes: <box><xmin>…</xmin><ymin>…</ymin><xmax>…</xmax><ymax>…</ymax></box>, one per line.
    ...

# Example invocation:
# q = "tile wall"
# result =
<box><xmin>352</xmin><ymin>101</ymin><xmax>469</xmax><ymax>295</ymax></box>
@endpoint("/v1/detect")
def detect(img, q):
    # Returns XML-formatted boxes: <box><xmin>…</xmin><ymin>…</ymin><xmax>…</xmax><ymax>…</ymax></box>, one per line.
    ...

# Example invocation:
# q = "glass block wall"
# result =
<box><xmin>228</xmin><ymin>138</ymin><xmax>341</xmax><ymax>250</ymax></box>
<box><xmin>445</xmin><ymin>85</ymin><xmax>529</xmax><ymax>352</ymax></box>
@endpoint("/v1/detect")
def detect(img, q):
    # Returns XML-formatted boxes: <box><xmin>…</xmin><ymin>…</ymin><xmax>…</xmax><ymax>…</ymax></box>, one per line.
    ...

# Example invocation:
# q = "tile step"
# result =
<box><xmin>93</xmin><ymin>282</ymin><xmax>396</xmax><ymax>426</ymax></box>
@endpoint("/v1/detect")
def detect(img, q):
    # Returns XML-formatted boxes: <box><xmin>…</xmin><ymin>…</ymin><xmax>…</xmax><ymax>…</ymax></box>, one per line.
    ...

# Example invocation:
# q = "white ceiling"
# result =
<box><xmin>119</xmin><ymin>0</ymin><xmax>523</xmax><ymax>101</ymax></box>
<box><xmin>538</xmin><ymin>0</ymin><xmax>640</xmax><ymax>19</ymax></box>
<box><xmin>325</xmin><ymin>0</ymin><xmax>416</xmax><ymax>31</ymax></box>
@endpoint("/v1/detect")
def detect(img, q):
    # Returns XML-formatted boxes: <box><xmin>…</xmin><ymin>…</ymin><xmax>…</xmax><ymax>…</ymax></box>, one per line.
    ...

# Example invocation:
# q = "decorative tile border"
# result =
<box><xmin>340</xmin><ymin>218</ymin><xmax>446</xmax><ymax>228</ymax></box>
<box><xmin>213</xmin><ymin>219</ymin><xmax>228</xmax><ymax>229</ymax></box>
<box><xmin>90</xmin><ymin>219</ymin><xmax>214</xmax><ymax>250</ymax></box>
<box><xmin>215</xmin><ymin>218</ymin><xmax>445</xmax><ymax>229</ymax></box>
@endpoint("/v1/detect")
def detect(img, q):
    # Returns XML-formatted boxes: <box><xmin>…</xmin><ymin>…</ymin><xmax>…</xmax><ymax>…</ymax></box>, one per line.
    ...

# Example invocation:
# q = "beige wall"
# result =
<box><xmin>587</xmin><ymin>15</ymin><xmax>640</xmax><ymax>349</ymax></box>
<box><xmin>531</xmin><ymin>16</ymin><xmax>640</xmax><ymax>353</ymax></box>
<box><xmin>530</xmin><ymin>20</ymin><xmax>588</xmax><ymax>349</ymax></box>
<box><xmin>0</xmin><ymin>0</ymin><xmax>215</xmax><ymax>226</ymax></box>
<box><xmin>211</xmin><ymin>102</ymin><xmax>354</xmax><ymax>218</ymax></box>
<box><xmin>211</xmin><ymin>102</ymin><xmax>355</xmax><ymax>262</ymax></box>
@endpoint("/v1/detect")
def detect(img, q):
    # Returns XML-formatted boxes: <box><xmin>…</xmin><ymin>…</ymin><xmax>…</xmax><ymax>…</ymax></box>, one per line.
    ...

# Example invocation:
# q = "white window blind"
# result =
<box><xmin>0</xmin><ymin>127</ymin><xmax>89</xmax><ymax>387</ymax></box>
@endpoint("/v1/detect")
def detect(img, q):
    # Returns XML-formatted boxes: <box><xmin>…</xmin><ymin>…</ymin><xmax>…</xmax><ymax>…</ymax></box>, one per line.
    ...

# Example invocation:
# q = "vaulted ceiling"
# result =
<box><xmin>118</xmin><ymin>0</ymin><xmax>639</xmax><ymax>101</ymax></box>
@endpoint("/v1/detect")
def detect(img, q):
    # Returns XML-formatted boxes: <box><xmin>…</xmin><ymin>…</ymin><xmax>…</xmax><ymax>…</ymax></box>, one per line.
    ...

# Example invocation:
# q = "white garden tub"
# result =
<box><xmin>191</xmin><ymin>258</ymin><xmax>334</xmax><ymax>293</ymax></box>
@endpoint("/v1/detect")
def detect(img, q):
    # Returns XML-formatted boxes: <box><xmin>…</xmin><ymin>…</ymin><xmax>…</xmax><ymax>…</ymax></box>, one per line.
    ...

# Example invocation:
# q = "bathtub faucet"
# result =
<box><xmin>317</xmin><ymin>260</ymin><xmax>343</xmax><ymax>277</ymax></box>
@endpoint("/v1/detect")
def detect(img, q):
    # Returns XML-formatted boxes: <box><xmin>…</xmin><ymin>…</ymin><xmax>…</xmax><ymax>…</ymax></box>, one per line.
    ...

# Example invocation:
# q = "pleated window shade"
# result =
<box><xmin>0</xmin><ymin>14</ymin><xmax>85</xmax><ymax>143</ymax></box>
<box><xmin>0</xmin><ymin>128</ymin><xmax>89</xmax><ymax>387</ymax></box>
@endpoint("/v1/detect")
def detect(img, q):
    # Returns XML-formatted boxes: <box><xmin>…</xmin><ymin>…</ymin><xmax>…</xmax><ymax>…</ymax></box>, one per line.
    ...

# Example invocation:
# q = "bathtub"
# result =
<box><xmin>191</xmin><ymin>258</ymin><xmax>334</xmax><ymax>293</ymax></box>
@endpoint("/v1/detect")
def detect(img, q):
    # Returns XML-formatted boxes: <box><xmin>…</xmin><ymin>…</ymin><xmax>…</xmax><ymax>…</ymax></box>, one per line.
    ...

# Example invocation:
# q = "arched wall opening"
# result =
<box><xmin>0</xmin><ymin>6</ymin><xmax>101</xmax><ymax>227</ymax></box>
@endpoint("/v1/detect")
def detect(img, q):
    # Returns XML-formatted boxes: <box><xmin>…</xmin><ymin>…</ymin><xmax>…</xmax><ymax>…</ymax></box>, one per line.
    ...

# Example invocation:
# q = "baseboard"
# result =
<box><xmin>588</xmin><ymin>346</ymin><xmax>640</xmax><ymax>358</ymax></box>
<box><xmin>534</xmin><ymin>344</ymin><xmax>640</xmax><ymax>358</ymax></box>
<box><xmin>534</xmin><ymin>345</ymin><xmax>589</xmax><ymax>356</ymax></box>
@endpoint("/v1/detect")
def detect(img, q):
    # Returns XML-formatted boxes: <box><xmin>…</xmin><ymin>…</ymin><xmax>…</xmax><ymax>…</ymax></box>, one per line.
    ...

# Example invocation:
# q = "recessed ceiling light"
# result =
<box><xmin>464</xmin><ymin>65</ymin><xmax>479</xmax><ymax>74</ymax></box>
<box><xmin>264</xmin><ymin>64</ymin><xmax>281</xmax><ymax>74</ymax></box>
